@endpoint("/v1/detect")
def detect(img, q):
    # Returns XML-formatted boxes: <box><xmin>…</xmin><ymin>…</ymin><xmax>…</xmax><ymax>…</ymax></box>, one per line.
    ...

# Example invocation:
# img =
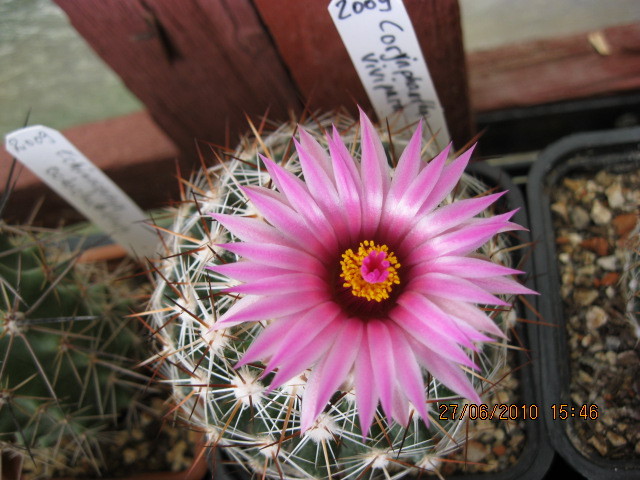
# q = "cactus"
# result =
<box><xmin>0</xmin><ymin>161</ymin><xmax>150</xmax><ymax>477</ymax></box>
<box><xmin>147</xmin><ymin>110</ymin><xmax>529</xmax><ymax>479</ymax></box>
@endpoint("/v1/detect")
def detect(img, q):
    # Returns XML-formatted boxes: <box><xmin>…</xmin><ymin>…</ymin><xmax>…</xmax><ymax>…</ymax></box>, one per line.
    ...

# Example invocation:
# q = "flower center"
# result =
<box><xmin>340</xmin><ymin>240</ymin><xmax>401</xmax><ymax>302</ymax></box>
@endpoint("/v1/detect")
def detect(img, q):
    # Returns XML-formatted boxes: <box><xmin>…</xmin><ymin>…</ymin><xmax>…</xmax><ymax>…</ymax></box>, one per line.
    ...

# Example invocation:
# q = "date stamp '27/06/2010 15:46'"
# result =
<box><xmin>438</xmin><ymin>403</ymin><xmax>600</xmax><ymax>421</ymax></box>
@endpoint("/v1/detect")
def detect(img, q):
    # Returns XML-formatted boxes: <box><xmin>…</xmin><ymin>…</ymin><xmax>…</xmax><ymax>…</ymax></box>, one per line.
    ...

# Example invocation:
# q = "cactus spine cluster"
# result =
<box><xmin>147</xmin><ymin>111</ymin><xmax>521</xmax><ymax>479</ymax></box>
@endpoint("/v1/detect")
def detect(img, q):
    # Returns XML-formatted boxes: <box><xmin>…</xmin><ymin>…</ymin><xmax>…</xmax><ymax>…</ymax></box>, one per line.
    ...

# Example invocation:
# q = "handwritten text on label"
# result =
<box><xmin>328</xmin><ymin>0</ymin><xmax>450</xmax><ymax>147</ymax></box>
<box><xmin>5</xmin><ymin>126</ymin><xmax>158</xmax><ymax>258</ymax></box>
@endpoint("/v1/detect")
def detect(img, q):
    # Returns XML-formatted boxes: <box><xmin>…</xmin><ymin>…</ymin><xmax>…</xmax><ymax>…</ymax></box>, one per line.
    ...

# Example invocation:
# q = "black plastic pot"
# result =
<box><xmin>446</xmin><ymin>162</ymin><xmax>553</xmax><ymax>480</ymax></box>
<box><xmin>527</xmin><ymin>127</ymin><xmax>640</xmax><ymax>480</ymax></box>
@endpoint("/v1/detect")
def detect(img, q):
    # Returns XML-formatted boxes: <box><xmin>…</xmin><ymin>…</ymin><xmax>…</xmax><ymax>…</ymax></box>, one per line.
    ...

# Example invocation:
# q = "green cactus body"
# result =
<box><xmin>0</xmin><ymin>222</ymin><xmax>147</xmax><ymax>476</ymax></box>
<box><xmin>148</xmin><ymin>112</ymin><xmax>520</xmax><ymax>479</ymax></box>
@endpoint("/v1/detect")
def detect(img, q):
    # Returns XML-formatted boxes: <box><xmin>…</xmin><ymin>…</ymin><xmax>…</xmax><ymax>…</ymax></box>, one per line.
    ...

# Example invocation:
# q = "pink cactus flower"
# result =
<box><xmin>209</xmin><ymin>109</ymin><xmax>533</xmax><ymax>435</ymax></box>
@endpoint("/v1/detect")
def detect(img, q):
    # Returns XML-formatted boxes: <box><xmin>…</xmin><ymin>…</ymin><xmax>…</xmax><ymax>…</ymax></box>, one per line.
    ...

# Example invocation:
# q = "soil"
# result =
<box><xmin>19</xmin><ymin>397</ymin><xmax>203</xmax><ymax>479</ymax></box>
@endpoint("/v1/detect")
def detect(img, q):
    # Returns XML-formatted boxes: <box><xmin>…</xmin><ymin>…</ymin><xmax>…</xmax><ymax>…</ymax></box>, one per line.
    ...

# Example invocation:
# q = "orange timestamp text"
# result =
<box><xmin>438</xmin><ymin>403</ymin><xmax>539</xmax><ymax>421</ymax></box>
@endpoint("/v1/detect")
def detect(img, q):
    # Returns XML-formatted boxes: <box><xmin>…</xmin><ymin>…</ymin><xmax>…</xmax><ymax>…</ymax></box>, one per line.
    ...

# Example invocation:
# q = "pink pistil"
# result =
<box><xmin>360</xmin><ymin>251</ymin><xmax>390</xmax><ymax>284</ymax></box>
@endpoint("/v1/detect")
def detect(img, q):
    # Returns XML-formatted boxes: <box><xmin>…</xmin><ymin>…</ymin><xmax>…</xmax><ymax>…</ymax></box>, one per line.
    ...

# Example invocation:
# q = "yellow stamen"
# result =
<box><xmin>340</xmin><ymin>240</ymin><xmax>401</xmax><ymax>302</ymax></box>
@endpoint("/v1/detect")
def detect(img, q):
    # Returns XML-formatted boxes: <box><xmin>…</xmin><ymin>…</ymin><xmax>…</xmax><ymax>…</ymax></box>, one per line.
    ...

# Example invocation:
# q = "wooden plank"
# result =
<box><xmin>253</xmin><ymin>0</ymin><xmax>473</xmax><ymax>147</ymax></box>
<box><xmin>1</xmin><ymin>111</ymin><xmax>180</xmax><ymax>225</ymax></box>
<box><xmin>468</xmin><ymin>22</ymin><xmax>640</xmax><ymax>112</ymax></box>
<box><xmin>403</xmin><ymin>0</ymin><xmax>473</xmax><ymax>146</ymax></box>
<box><xmin>54</xmin><ymin>0</ymin><xmax>302</xmax><ymax>160</ymax></box>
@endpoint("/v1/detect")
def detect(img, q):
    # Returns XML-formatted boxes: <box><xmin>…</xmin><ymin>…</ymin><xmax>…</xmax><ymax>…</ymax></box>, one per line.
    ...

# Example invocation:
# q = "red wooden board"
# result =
<box><xmin>468</xmin><ymin>22</ymin><xmax>640</xmax><ymax>112</ymax></box>
<box><xmin>55</xmin><ymin>0</ymin><xmax>302</xmax><ymax>161</ymax></box>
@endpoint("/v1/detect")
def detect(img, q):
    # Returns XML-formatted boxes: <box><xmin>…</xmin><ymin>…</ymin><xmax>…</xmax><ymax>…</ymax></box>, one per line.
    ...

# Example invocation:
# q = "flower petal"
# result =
<box><xmin>404</xmin><ymin>213</ymin><xmax>517</xmax><ymax>263</ymax></box>
<box><xmin>396</xmin><ymin>292</ymin><xmax>478</xmax><ymax>351</ymax></box>
<box><xmin>262</xmin><ymin>302</ymin><xmax>342</xmax><ymax>376</ymax></box>
<box><xmin>207</xmin><ymin>262</ymin><xmax>297</xmax><ymax>283</ymax></box>
<box><xmin>218</xmin><ymin>242</ymin><xmax>326</xmax><ymax>276</ymax></box>
<box><xmin>470</xmin><ymin>276</ymin><xmax>538</xmax><ymax>296</ymax></box>
<box><xmin>242</xmin><ymin>186</ymin><xmax>329</xmax><ymax>256</ymax></box>
<box><xmin>261</xmin><ymin>156</ymin><xmax>339</xmax><ymax>253</ymax></box>
<box><xmin>409</xmin><ymin>337</ymin><xmax>481</xmax><ymax>404</ymax></box>
<box><xmin>411</xmin><ymin>191</ymin><xmax>506</xmax><ymax>240</ymax></box>
<box><xmin>386</xmin><ymin>120</ymin><xmax>423</xmax><ymax>201</ymax></box>
<box><xmin>359</xmin><ymin>108</ymin><xmax>390</xmax><ymax>236</ymax></box>
<box><xmin>298</xmin><ymin>127</ymin><xmax>334</xmax><ymax>179</ymax></box>
<box><xmin>367</xmin><ymin>319</ymin><xmax>396</xmax><ymax>422</ymax></box>
<box><xmin>268</xmin><ymin>317</ymin><xmax>344</xmax><ymax>391</ymax></box>
<box><xmin>418</xmin><ymin>145</ymin><xmax>475</xmax><ymax>215</ymax></box>
<box><xmin>222</xmin><ymin>272</ymin><xmax>328</xmax><ymax>295</ymax></box>
<box><xmin>409</xmin><ymin>272</ymin><xmax>510</xmax><ymax>306</ymax></box>
<box><xmin>386</xmin><ymin>322</ymin><xmax>429</xmax><ymax>422</ymax></box>
<box><xmin>381</xmin><ymin>143</ymin><xmax>450</xmax><ymax>238</ymax></box>
<box><xmin>390</xmin><ymin>303</ymin><xmax>478</xmax><ymax>369</ymax></box>
<box><xmin>300</xmin><ymin>317</ymin><xmax>363</xmax><ymax>432</ymax></box>
<box><xmin>212</xmin><ymin>213</ymin><xmax>294</xmax><ymax>246</ymax></box>
<box><xmin>215</xmin><ymin>291</ymin><xmax>325</xmax><ymax>327</ymax></box>
<box><xmin>411</xmin><ymin>255</ymin><xmax>524</xmax><ymax>279</ymax></box>
<box><xmin>430</xmin><ymin>297</ymin><xmax>506</xmax><ymax>339</ymax></box>
<box><xmin>391</xmin><ymin>389</ymin><xmax>411</xmax><ymax>427</ymax></box>
<box><xmin>328</xmin><ymin>130</ymin><xmax>363</xmax><ymax>243</ymax></box>
<box><xmin>354</xmin><ymin>333</ymin><xmax>377</xmax><ymax>436</ymax></box>
<box><xmin>236</xmin><ymin>314</ymin><xmax>301</xmax><ymax>367</ymax></box>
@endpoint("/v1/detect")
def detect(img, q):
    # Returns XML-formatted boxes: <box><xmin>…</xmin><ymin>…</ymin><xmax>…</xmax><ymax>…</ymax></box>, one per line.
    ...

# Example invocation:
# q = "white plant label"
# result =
<box><xmin>328</xmin><ymin>0</ymin><xmax>450</xmax><ymax>147</ymax></box>
<box><xmin>5</xmin><ymin>125</ymin><xmax>158</xmax><ymax>258</ymax></box>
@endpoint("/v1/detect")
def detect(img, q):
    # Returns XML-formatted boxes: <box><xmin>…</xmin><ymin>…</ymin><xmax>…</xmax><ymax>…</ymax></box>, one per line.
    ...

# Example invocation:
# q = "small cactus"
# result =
<box><xmin>0</xmin><ymin>161</ymin><xmax>150</xmax><ymax>477</ymax></box>
<box><xmin>147</xmin><ymin>111</ymin><xmax>529</xmax><ymax>479</ymax></box>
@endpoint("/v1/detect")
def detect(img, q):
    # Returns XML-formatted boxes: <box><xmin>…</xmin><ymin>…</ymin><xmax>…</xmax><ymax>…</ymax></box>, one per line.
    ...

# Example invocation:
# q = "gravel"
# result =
<box><xmin>550</xmin><ymin>166</ymin><xmax>640</xmax><ymax>460</ymax></box>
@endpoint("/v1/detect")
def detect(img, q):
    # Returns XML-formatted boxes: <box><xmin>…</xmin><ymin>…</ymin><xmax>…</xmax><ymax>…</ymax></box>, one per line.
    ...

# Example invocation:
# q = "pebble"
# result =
<box><xmin>580</xmin><ymin>237</ymin><xmax>609</xmax><ymax>256</ymax></box>
<box><xmin>591</xmin><ymin>199</ymin><xmax>612</xmax><ymax>226</ymax></box>
<box><xmin>578</xmin><ymin>370</ymin><xmax>593</xmax><ymax>384</ymax></box>
<box><xmin>568</xmin><ymin>232</ymin><xmax>583</xmax><ymax>245</ymax></box>
<box><xmin>594</xmin><ymin>272</ymin><xmax>619</xmax><ymax>287</ymax></box>
<box><xmin>601</xmin><ymin>412</ymin><xmax>614</xmax><ymax>426</ymax></box>
<box><xmin>605</xmin><ymin>184</ymin><xmax>625</xmax><ymax>209</ymax></box>
<box><xmin>596</xmin><ymin>255</ymin><xmax>618</xmax><ymax>271</ymax></box>
<box><xmin>604</xmin><ymin>336</ymin><xmax>621</xmax><ymax>351</ymax></box>
<box><xmin>558</xmin><ymin>252</ymin><xmax>571</xmax><ymax>264</ymax></box>
<box><xmin>492</xmin><ymin>444</ymin><xmax>506</xmax><ymax>456</ymax></box>
<box><xmin>617</xmin><ymin>350</ymin><xmax>639</xmax><ymax>366</ymax></box>
<box><xmin>574</xmin><ymin>288</ymin><xmax>599</xmax><ymax>307</ymax></box>
<box><xmin>606</xmin><ymin>431</ymin><xmax>627</xmax><ymax>448</ymax></box>
<box><xmin>589</xmin><ymin>436</ymin><xmax>608</xmax><ymax>456</ymax></box>
<box><xmin>612</xmin><ymin>213</ymin><xmax>638</xmax><ymax>237</ymax></box>
<box><xmin>551</xmin><ymin>201</ymin><xmax>569</xmax><ymax>221</ymax></box>
<box><xmin>570</xmin><ymin>206</ymin><xmax>591</xmax><ymax>229</ymax></box>
<box><xmin>577</xmin><ymin>264</ymin><xmax>597</xmax><ymax>277</ymax></box>
<box><xmin>586</xmin><ymin>305</ymin><xmax>608</xmax><ymax>329</ymax></box>
<box><xmin>585</xmin><ymin>179</ymin><xmax>598</xmax><ymax>192</ymax></box>
<box><xmin>465</xmin><ymin>440</ymin><xmax>490</xmax><ymax>463</ymax></box>
<box><xmin>563</xmin><ymin>177</ymin><xmax>585</xmax><ymax>194</ymax></box>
